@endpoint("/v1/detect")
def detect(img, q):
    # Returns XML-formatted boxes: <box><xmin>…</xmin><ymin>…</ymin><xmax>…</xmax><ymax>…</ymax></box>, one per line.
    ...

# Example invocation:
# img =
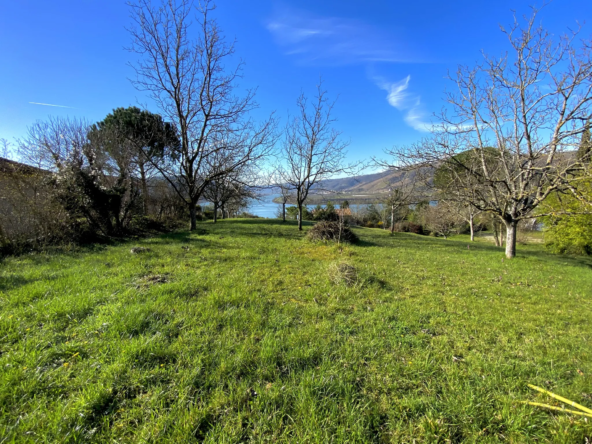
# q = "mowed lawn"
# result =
<box><xmin>1</xmin><ymin>220</ymin><xmax>592</xmax><ymax>443</ymax></box>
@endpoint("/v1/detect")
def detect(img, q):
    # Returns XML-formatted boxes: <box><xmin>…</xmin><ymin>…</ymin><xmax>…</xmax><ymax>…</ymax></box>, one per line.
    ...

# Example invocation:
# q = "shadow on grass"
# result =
<box><xmin>129</xmin><ymin>221</ymin><xmax>592</xmax><ymax>270</ymax></box>
<box><xmin>360</xmin><ymin>228</ymin><xmax>592</xmax><ymax>270</ymax></box>
<box><xmin>444</xmin><ymin>235</ymin><xmax>592</xmax><ymax>269</ymax></box>
<box><xmin>220</xmin><ymin>219</ymin><xmax>383</xmax><ymax>247</ymax></box>
<box><xmin>209</xmin><ymin>222</ymin><xmax>592</xmax><ymax>270</ymax></box>
<box><xmin>364</xmin><ymin>275</ymin><xmax>393</xmax><ymax>290</ymax></box>
<box><xmin>0</xmin><ymin>274</ymin><xmax>36</xmax><ymax>292</ymax></box>
<box><xmin>219</xmin><ymin>218</ymin><xmax>307</xmax><ymax>227</ymax></box>
<box><xmin>518</xmin><ymin>248</ymin><xmax>592</xmax><ymax>269</ymax></box>
<box><xmin>194</xmin><ymin>219</ymin><xmax>309</xmax><ymax>240</ymax></box>
<box><xmin>353</xmin><ymin>239</ymin><xmax>378</xmax><ymax>248</ymax></box>
<box><xmin>151</xmin><ymin>231</ymin><xmax>212</xmax><ymax>244</ymax></box>
<box><xmin>0</xmin><ymin>243</ymin><xmax>114</xmax><ymax>269</ymax></box>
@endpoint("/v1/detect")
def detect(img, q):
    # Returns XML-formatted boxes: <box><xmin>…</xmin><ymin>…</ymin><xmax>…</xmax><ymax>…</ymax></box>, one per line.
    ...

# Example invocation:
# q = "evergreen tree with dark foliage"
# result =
<box><xmin>91</xmin><ymin>107</ymin><xmax>179</xmax><ymax>215</ymax></box>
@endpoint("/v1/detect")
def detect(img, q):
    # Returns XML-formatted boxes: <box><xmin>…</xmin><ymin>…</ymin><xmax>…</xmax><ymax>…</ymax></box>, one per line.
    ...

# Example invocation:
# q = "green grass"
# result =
<box><xmin>1</xmin><ymin>219</ymin><xmax>591</xmax><ymax>443</ymax></box>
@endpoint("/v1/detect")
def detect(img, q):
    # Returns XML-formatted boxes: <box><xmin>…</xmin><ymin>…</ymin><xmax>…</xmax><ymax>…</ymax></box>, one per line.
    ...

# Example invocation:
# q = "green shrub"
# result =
<box><xmin>286</xmin><ymin>206</ymin><xmax>313</xmax><ymax>221</ymax></box>
<box><xmin>544</xmin><ymin>214</ymin><xmax>592</xmax><ymax>255</ymax></box>
<box><xmin>393</xmin><ymin>221</ymin><xmax>424</xmax><ymax>235</ymax></box>
<box><xmin>540</xmin><ymin>178</ymin><xmax>592</xmax><ymax>255</ymax></box>
<box><xmin>312</xmin><ymin>202</ymin><xmax>338</xmax><ymax>221</ymax></box>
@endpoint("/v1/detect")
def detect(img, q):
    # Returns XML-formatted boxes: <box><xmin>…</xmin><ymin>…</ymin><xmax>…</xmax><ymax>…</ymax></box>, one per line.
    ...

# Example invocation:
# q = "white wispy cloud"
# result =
<box><xmin>374</xmin><ymin>75</ymin><xmax>411</xmax><ymax>110</ymax></box>
<box><xmin>373</xmin><ymin>75</ymin><xmax>433</xmax><ymax>132</ymax></box>
<box><xmin>404</xmin><ymin>99</ymin><xmax>433</xmax><ymax>132</ymax></box>
<box><xmin>266</xmin><ymin>7</ymin><xmax>417</xmax><ymax>65</ymax></box>
<box><xmin>29</xmin><ymin>102</ymin><xmax>76</xmax><ymax>109</ymax></box>
<box><xmin>267</xmin><ymin>6</ymin><xmax>434</xmax><ymax>132</ymax></box>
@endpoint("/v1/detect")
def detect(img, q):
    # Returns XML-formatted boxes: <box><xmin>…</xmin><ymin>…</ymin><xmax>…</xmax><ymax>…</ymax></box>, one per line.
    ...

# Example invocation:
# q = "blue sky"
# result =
<box><xmin>1</xmin><ymin>0</ymin><xmax>591</xmax><ymax>163</ymax></box>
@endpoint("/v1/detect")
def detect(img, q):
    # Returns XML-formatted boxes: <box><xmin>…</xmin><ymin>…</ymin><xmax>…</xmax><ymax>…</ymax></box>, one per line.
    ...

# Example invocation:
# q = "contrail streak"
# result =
<box><xmin>29</xmin><ymin>102</ymin><xmax>76</xmax><ymax>109</ymax></box>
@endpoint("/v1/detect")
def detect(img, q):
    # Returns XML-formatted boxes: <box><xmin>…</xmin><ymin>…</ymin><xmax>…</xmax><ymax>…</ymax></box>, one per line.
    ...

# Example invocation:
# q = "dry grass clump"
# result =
<box><xmin>134</xmin><ymin>274</ymin><xmax>168</xmax><ymax>289</ymax></box>
<box><xmin>327</xmin><ymin>261</ymin><xmax>358</xmax><ymax>287</ymax></box>
<box><xmin>307</xmin><ymin>221</ymin><xmax>358</xmax><ymax>244</ymax></box>
<box><xmin>130</xmin><ymin>247</ymin><xmax>152</xmax><ymax>254</ymax></box>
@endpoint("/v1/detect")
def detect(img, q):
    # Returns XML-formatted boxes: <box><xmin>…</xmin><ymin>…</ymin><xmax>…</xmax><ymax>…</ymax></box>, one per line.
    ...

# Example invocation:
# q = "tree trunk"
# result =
<box><xmin>0</xmin><ymin>222</ymin><xmax>10</xmax><ymax>247</ymax></box>
<box><xmin>213</xmin><ymin>202</ymin><xmax>218</xmax><ymax>223</ymax></box>
<box><xmin>221</xmin><ymin>205</ymin><xmax>226</xmax><ymax>219</ymax></box>
<box><xmin>504</xmin><ymin>219</ymin><xmax>517</xmax><ymax>258</ymax></box>
<box><xmin>390</xmin><ymin>205</ymin><xmax>395</xmax><ymax>234</ymax></box>
<box><xmin>190</xmin><ymin>204</ymin><xmax>197</xmax><ymax>231</ymax></box>
<box><xmin>282</xmin><ymin>202</ymin><xmax>286</xmax><ymax>222</ymax></box>
<box><xmin>469</xmin><ymin>214</ymin><xmax>474</xmax><ymax>242</ymax></box>
<box><xmin>492</xmin><ymin>220</ymin><xmax>500</xmax><ymax>247</ymax></box>
<box><xmin>139</xmin><ymin>162</ymin><xmax>149</xmax><ymax>215</ymax></box>
<box><xmin>297</xmin><ymin>204</ymin><xmax>303</xmax><ymax>231</ymax></box>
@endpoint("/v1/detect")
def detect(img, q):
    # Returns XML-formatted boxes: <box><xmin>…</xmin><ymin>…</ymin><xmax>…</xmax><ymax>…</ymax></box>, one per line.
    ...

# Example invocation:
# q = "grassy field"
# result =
<box><xmin>1</xmin><ymin>219</ymin><xmax>591</xmax><ymax>443</ymax></box>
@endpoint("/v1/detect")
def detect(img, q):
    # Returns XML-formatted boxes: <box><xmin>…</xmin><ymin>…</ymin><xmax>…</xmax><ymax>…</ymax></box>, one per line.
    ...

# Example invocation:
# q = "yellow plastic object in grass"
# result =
<box><xmin>520</xmin><ymin>384</ymin><xmax>592</xmax><ymax>418</ymax></box>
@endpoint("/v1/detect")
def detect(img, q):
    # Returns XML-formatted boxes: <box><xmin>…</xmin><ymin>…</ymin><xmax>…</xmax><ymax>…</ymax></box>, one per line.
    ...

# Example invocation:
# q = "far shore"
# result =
<box><xmin>272</xmin><ymin>192</ymin><xmax>387</xmax><ymax>205</ymax></box>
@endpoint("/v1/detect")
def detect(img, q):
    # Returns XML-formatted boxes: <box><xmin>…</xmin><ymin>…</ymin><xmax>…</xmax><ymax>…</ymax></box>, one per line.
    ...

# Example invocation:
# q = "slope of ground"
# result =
<box><xmin>1</xmin><ymin>220</ymin><xmax>591</xmax><ymax>442</ymax></box>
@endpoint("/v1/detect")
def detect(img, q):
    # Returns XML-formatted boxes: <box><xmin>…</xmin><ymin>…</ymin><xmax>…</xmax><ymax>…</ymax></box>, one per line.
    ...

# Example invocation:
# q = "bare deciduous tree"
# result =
<box><xmin>276</xmin><ymin>184</ymin><xmax>292</xmax><ymax>222</ymax></box>
<box><xmin>432</xmin><ymin>152</ymin><xmax>485</xmax><ymax>241</ymax></box>
<box><xmin>382</xmin><ymin>172</ymin><xmax>418</xmax><ymax>234</ymax></box>
<box><xmin>280</xmin><ymin>82</ymin><xmax>351</xmax><ymax>231</ymax></box>
<box><xmin>128</xmin><ymin>0</ymin><xmax>276</xmax><ymax>230</ymax></box>
<box><xmin>269</xmin><ymin>165</ymin><xmax>294</xmax><ymax>222</ymax></box>
<box><xmin>17</xmin><ymin>117</ymin><xmax>90</xmax><ymax>172</ymax></box>
<box><xmin>423</xmin><ymin>202</ymin><xmax>463</xmax><ymax>239</ymax></box>
<box><xmin>458</xmin><ymin>203</ymin><xmax>481</xmax><ymax>242</ymax></box>
<box><xmin>17</xmin><ymin>117</ymin><xmax>142</xmax><ymax>236</ymax></box>
<box><xmin>1</xmin><ymin>139</ymin><xmax>12</xmax><ymax>159</ymax></box>
<box><xmin>202</xmin><ymin>171</ymin><xmax>256</xmax><ymax>222</ymax></box>
<box><xmin>384</xmin><ymin>9</ymin><xmax>592</xmax><ymax>258</ymax></box>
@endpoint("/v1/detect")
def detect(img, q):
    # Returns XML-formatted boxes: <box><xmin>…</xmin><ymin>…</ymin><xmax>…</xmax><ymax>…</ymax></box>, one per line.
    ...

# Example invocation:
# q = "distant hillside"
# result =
<box><xmin>266</xmin><ymin>170</ymin><xmax>401</xmax><ymax>200</ymax></box>
<box><xmin>266</xmin><ymin>168</ymin><xmax>431</xmax><ymax>205</ymax></box>
<box><xmin>316</xmin><ymin>168</ymin><xmax>423</xmax><ymax>194</ymax></box>
<box><xmin>315</xmin><ymin>170</ymin><xmax>392</xmax><ymax>192</ymax></box>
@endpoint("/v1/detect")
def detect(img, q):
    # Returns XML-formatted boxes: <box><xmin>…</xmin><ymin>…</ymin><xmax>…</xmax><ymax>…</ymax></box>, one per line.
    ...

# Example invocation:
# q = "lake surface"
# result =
<box><xmin>247</xmin><ymin>194</ymin><xmax>370</xmax><ymax>218</ymax></box>
<box><xmin>203</xmin><ymin>194</ymin><xmax>297</xmax><ymax>218</ymax></box>
<box><xmin>247</xmin><ymin>194</ymin><xmax>283</xmax><ymax>218</ymax></box>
